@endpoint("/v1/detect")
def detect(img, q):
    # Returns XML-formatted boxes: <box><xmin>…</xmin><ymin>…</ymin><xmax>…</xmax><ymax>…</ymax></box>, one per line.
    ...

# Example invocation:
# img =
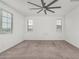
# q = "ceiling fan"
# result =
<box><xmin>27</xmin><ymin>0</ymin><xmax>61</xmax><ymax>14</ymax></box>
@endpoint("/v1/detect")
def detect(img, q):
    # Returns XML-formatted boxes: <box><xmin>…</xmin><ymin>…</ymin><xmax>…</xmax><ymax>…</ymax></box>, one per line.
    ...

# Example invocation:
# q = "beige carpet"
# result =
<box><xmin>0</xmin><ymin>40</ymin><xmax>79</xmax><ymax>59</ymax></box>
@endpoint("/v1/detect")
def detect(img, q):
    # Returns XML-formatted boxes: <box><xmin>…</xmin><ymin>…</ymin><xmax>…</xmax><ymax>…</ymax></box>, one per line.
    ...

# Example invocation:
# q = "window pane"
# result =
<box><xmin>2</xmin><ymin>17</ymin><xmax>8</xmax><ymax>23</ymax></box>
<box><xmin>28</xmin><ymin>20</ymin><xmax>33</xmax><ymax>25</ymax></box>
<box><xmin>8</xmin><ymin>18</ymin><xmax>11</xmax><ymax>23</ymax></box>
<box><xmin>7</xmin><ymin>23</ymin><xmax>11</xmax><ymax>29</ymax></box>
<box><xmin>2</xmin><ymin>23</ymin><xmax>8</xmax><ymax>29</ymax></box>
<box><xmin>56</xmin><ymin>19</ymin><xmax>62</xmax><ymax>32</ymax></box>
<box><xmin>57</xmin><ymin>20</ymin><xmax>62</xmax><ymax>25</ymax></box>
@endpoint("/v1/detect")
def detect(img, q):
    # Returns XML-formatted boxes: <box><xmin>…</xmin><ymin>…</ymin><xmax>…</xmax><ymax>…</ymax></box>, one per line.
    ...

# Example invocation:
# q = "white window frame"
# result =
<box><xmin>0</xmin><ymin>8</ymin><xmax>13</xmax><ymax>34</ymax></box>
<box><xmin>56</xmin><ymin>19</ymin><xmax>62</xmax><ymax>32</ymax></box>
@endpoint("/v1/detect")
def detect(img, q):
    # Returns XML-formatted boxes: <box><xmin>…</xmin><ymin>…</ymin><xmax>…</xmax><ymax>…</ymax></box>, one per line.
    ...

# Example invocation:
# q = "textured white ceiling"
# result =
<box><xmin>1</xmin><ymin>0</ymin><xmax>79</xmax><ymax>16</ymax></box>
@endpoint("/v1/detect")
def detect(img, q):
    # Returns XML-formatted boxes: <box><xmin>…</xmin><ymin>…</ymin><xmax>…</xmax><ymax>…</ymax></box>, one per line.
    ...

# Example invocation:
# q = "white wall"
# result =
<box><xmin>65</xmin><ymin>6</ymin><xmax>79</xmax><ymax>48</ymax></box>
<box><xmin>0</xmin><ymin>1</ymin><xmax>25</xmax><ymax>53</ymax></box>
<box><xmin>25</xmin><ymin>16</ymin><xmax>64</xmax><ymax>40</ymax></box>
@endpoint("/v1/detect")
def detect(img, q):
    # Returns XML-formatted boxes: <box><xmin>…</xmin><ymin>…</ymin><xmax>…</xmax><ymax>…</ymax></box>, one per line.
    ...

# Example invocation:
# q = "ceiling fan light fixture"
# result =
<box><xmin>27</xmin><ymin>0</ymin><xmax>61</xmax><ymax>15</ymax></box>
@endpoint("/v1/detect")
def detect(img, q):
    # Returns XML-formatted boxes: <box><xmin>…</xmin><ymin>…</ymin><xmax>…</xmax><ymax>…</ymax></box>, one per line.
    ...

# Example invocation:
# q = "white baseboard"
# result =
<box><xmin>0</xmin><ymin>40</ymin><xmax>24</xmax><ymax>54</ymax></box>
<box><xmin>66</xmin><ymin>40</ymin><xmax>79</xmax><ymax>48</ymax></box>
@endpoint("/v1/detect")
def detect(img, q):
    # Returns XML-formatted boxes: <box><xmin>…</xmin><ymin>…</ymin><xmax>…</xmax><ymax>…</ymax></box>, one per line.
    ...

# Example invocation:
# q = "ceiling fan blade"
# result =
<box><xmin>30</xmin><ymin>8</ymin><xmax>42</xmax><ymax>10</ymax></box>
<box><xmin>47</xmin><ymin>9</ymin><xmax>55</xmax><ymax>13</ymax></box>
<box><xmin>46</xmin><ymin>0</ymin><xmax>58</xmax><ymax>7</ymax></box>
<box><xmin>27</xmin><ymin>2</ymin><xmax>42</xmax><ymax>8</ymax></box>
<box><xmin>41</xmin><ymin>0</ymin><xmax>45</xmax><ymax>7</ymax></box>
<box><xmin>44</xmin><ymin>10</ymin><xmax>47</xmax><ymax>14</ymax></box>
<box><xmin>37</xmin><ymin>9</ymin><xmax>43</xmax><ymax>13</ymax></box>
<box><xmin>48</xmin><ymin>6</ymin><xmax>61</xmax><ymax>9</ymax></box>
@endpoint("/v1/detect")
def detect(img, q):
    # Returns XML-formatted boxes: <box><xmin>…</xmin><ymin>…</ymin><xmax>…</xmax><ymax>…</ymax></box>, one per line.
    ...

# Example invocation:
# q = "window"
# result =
<box><xmin>0</xmin><ymin>9</ymin><xmax>13</xmax><ymax>33</ymax></box>
<box><xmin>27</xmin><ymin>19</ymin><xmax>33</xmax><ymax>32</ymax></box>
<box><xmin>56</xmin><ymin>19</ymin><xmax>62</xmax><ymax>32</ymax></box>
